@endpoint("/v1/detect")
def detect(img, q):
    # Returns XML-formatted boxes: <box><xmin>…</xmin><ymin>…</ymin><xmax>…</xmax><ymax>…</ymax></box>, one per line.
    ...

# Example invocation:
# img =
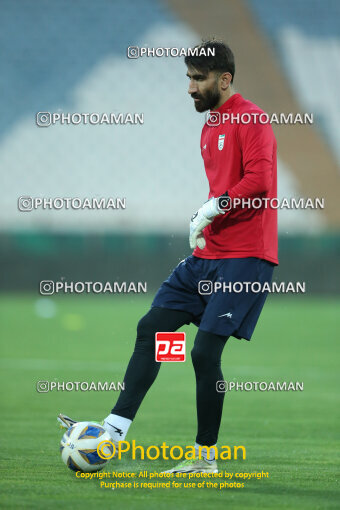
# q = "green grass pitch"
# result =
<box><xmin>0</xmin><ymin>295</ymin><xmax>339</xmax><ymax>509</ymax></box>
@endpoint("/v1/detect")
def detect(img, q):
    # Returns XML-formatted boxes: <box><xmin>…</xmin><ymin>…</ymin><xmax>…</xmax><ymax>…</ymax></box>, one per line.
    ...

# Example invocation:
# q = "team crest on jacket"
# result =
<box><xmin>218</xmin><ymin>134</ymin><xmax>225</xmax><ymax>151</ymax></box>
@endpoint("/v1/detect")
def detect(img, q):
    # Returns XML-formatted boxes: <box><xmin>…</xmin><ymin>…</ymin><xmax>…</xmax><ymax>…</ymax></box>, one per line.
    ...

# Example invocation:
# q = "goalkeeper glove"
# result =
<box><xmin>189</xmin><ymin>196</ymin><xmax>229</xmax><ymax>250</ymax></box>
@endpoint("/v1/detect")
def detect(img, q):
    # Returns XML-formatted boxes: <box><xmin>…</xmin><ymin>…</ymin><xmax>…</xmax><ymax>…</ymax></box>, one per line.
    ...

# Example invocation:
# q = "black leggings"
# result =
<box><xmin>112</xmin><ymin>307</ymin><xmax>228</xmax><ymax>446</ymax></box>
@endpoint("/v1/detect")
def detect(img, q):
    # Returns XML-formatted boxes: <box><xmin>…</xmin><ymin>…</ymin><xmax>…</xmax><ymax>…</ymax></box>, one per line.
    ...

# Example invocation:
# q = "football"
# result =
<box><xmin>60</xmin><ymin>421</ymin><xmax>113</xmax><ymax>472</ymax></box>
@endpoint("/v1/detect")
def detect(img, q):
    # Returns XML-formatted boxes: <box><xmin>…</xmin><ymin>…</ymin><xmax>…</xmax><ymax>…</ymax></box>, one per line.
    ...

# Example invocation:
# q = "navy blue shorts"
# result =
<box><xmin>152</xmin><ymin>256</ymin><xmax>275</xmax><ymax>340</ymax></box>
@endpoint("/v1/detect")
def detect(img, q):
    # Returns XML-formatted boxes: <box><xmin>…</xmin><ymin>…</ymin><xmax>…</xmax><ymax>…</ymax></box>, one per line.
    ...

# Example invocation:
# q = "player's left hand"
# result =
<box><xmin>189</xmin><ymin>197</ymin><xmax>225</xmax><ymax>250</ymax></box>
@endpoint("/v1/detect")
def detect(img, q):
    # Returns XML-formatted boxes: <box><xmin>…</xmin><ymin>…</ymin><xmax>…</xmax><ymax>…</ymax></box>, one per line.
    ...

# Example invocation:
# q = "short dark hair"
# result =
<box><xmin>185</xmin><ymin>39</ymin><xmax>235</xmax><ymax>83</ymax></box>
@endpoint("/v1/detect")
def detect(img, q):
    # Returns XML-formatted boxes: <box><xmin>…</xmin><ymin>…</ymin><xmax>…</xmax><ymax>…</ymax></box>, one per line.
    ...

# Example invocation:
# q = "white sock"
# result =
<box><xmin>195</xmin><ymin>442</ymin><xmax>217</xmax><ymax>462</ymax></box>
<box><xmin>103</xmin><ymin>413</ymin><xmax>132</xmax><ymax>441</ymax></box>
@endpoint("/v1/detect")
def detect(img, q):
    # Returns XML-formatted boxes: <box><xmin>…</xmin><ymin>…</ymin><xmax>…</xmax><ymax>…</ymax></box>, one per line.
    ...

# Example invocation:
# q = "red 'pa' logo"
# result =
<box><xmin>155</xmin><ymin>332</ymin><xmax>186</xmax><ymax>362</ymax></box>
